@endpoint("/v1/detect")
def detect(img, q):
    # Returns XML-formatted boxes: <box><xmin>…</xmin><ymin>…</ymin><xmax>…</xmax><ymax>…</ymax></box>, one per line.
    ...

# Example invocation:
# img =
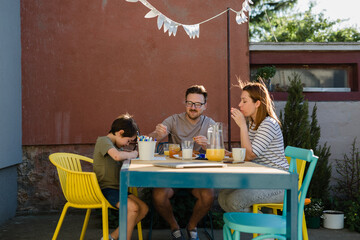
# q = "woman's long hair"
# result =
<box><xmin>238</xmin><ymin>79</ymin><xmax>280</xmax><ymax>130</ymax></box>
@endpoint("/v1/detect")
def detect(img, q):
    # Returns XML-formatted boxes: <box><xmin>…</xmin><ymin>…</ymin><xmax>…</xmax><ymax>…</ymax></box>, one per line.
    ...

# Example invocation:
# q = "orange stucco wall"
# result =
<box><xmin>21</xmin><ymin>0</ymin><xmax>249</xmax><ymax>145</ymax></box>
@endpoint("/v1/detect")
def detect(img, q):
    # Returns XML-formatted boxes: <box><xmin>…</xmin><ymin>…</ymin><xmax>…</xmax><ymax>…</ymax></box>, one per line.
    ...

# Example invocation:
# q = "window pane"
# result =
<box><xmin>251</xmin><ymin>65</ymin><xmax>351</xmax><ymax>92</ymax></box>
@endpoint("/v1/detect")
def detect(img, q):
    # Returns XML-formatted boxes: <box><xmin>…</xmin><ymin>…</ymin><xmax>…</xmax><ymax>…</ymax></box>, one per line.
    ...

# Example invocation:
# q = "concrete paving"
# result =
<box><xmin>0</xmin><ymin>212</ymin><xmax>359</xmax><ymax>240</ymax></box>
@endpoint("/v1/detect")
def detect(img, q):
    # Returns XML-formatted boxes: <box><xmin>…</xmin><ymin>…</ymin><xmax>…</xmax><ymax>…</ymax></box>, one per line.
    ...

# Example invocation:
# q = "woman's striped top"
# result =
<box><xmin>249</xmin><ymin>116</ymin><xmax>289</xmax><ymax>170</ymax></box>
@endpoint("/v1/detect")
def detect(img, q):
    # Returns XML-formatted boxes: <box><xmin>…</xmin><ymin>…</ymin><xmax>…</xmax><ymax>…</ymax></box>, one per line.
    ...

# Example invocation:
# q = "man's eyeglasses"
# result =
<box><xmin>185</xmin><ymin>101</ymin><xmax>205</xmax><ymax>108</ymax></box>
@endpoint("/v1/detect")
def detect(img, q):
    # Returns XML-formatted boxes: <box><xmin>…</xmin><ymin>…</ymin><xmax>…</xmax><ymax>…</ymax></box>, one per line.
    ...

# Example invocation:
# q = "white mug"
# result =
<box><xmin>232</xmin><ymin>148</ymin><xmax>246</xmax><ymax>163</ymax></box>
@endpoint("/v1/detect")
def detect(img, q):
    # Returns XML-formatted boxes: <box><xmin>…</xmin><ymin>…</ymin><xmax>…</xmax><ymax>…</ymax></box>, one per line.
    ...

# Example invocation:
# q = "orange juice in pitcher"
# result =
<box><xmin>206</xmin><ymin>122</ymin><xmax>225</xmax><ymax>161</ymax></box>
<box><xmin>206</xmin><ymin>148</ymin><xmax>225</xmax><ymax>161</ymax></box>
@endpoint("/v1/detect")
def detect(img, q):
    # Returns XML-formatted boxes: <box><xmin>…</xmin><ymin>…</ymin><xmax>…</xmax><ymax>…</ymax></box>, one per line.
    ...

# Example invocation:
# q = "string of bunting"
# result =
<box><xmin>125</xmin><ymin>0</ymin><xmax>253</xmax><ymax>39</ymax></box>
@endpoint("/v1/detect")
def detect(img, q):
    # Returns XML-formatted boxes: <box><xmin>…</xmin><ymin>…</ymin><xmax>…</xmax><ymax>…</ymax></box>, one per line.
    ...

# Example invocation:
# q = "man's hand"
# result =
<box><xmin>154</xmin><ymin>124</ymin><xmax>168</xmax><ymax>140</ymax></box>
<box><xmin>193</xmin><ymin>135</ymin><xmax>208</xmax><ymax>150</ymax></box>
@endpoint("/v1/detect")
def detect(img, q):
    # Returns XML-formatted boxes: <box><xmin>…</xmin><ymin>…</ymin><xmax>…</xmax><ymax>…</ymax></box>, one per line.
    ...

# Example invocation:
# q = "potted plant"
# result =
<box><xmin>305</xmin><ymin>198</ymin><xmax>324</xmax><ymax>229</ymax></box>
<box><xmin>255</xmin><ymin>65</ymin><xmax>276</xmax><ymax>91</ymax></box>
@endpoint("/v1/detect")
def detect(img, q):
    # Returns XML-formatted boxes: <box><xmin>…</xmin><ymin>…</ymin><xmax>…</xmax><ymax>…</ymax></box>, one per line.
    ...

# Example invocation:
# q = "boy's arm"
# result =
<box><xmin>108</xmin><ymin>148</ymin><xmax>138</xmax><ymax>161</ymax></box>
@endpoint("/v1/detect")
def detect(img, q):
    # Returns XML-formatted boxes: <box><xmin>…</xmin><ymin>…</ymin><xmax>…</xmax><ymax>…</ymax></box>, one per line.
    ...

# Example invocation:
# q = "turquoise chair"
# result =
<box><xmin>223</xmin><ymin>146</ymin><xmax>318</xmax><ymax>240</ymax></box>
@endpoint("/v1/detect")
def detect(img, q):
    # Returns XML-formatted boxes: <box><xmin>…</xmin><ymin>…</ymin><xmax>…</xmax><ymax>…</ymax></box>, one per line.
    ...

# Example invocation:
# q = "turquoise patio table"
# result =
<box><xmin>119</xmin><ymin>159</ymin><xmax>298</xmax><ymax>240</ymax></box>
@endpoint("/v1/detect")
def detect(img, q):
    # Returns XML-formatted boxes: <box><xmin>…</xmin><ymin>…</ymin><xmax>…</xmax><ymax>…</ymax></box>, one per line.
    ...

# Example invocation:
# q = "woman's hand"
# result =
<box><xmin>231</xmin><ymin>107</ymin><xmax>246</xmax><ymax>128</ymax></box>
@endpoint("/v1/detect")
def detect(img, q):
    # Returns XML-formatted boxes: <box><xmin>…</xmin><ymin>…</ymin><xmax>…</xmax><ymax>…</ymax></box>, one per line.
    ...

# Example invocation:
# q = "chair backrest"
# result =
<box><xmin>285</xmin><ymin>156</ymin><xmax>306</xmax><ymax>190</ymax></box>
<box><xmin>283</xmin><ymin>146</ymin><xmax>318</xmax><ymax>240</ymax></box>
<box><xmin>49</xmin><ymin>153</ymin><xmax>108</xmax><ymax>207</ymax></box>
<box><xmin>156</xmin><ymin>142</ymin><xmax>168</xmax><ymax>154</ymax></box>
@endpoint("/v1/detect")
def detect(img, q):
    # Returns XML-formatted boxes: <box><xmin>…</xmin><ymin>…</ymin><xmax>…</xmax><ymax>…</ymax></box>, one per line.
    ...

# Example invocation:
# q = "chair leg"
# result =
<box><xmin>102</xmin><ymin>207</ymin><xmax>110</xmax><ymax>240</ymax></box>
<box><xmin>253</xmin><ymin>206</ymin><xmax>260</xmax><ymax>238</ymax></box>
<box><xmin>80</xmin><ymin>209</ymin><xmax>91</xmax><ymax>240</ymax></box>
<box><xmin>208</xmin><ymin>211</ymin><xmax>214</xmax><ymax>240</ymax></box>
<box><xmin>129</xmin><ymin>187</ymin><xmax>144</xmax><ymax>240</ymax></box>
<box><xmin>302</xmin><ymin>213</ymin><xmax>309</xmax><ymax>240</ymax></box>
<box><xmin>233</xmin><ymin>229</ymin><xmax>240</xmax><ymax>240</ymax></box>
<box><xmin>52</xmin><ymin>203</ymin><xmax>70</xmax><ymax>240</ymax></box>
<box><xmin>202</xmin><ymin>211</ymin><xmax>214</xmax><ymax>240</ymax></box>
<box><xmin>223</xmin><ymin>224</ymin><xmax>233</xmax><ymax>240</ymax></box>
<box><xmin>147</xmin><ymin>204</ymin><xmax>154</xmax><ymax>240</ymax></box>
<box><xmin>137</xmin><ymin>221</ymin><xmax>143</xmax><ymax>240</ymax></box>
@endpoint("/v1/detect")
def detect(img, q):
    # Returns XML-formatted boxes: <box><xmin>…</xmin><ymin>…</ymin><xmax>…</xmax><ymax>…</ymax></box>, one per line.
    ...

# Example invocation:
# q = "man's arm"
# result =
<box><xmin>148</xmin><ymin>123</ymin><xmax>168</xmax><ymax>141</ymax></box>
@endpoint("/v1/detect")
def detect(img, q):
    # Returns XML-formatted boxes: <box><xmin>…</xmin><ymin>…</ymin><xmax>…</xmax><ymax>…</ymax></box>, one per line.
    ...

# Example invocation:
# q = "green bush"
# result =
<box><xmin>304</xmin><ymin>198</ymin><xmax>324</xmax><ymax>217</ymax></box>
<box><xmin>255</xmin><ymin>66</ymin><xmax>276</xmax><ymax>80</ymax></box>
<box><xmin>344</xmin><ymin>197</ymin><xmax>360</xmax><ymax>232</ymax></box>
<box><xmin>334</xmin><ymin>138</ymin><xmax>360</xmax><ymax>202</ymax></box>
<box><xmin>334</xmin><ymin>138</ymin><xmax>360</xmax><ymax>232</ymax></box>
<box><xmin>280</xmin><ymin>73</ymin><xmax>331</xmax><ymax>204</ymax></box>
<box><xmin>210</xmin><ymin>211</ymin><xmax>225</xmax><ymax>229</ymax></box>
<box><xmin>280</xmin><ymin>74</ymin><xmax>311</xmax><ymax>149</ymax></box>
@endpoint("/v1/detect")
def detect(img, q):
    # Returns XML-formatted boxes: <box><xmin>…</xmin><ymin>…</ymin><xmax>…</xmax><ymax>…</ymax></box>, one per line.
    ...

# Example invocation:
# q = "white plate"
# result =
<box><xmin>172</xmin><ymin>154</ymin><xmax>198</xmax><ymax>160</ymax></box>
<box><xmin>134</xmin><ymin>156</ymin><xmax>167</xmax><ymax>161</ymax></box>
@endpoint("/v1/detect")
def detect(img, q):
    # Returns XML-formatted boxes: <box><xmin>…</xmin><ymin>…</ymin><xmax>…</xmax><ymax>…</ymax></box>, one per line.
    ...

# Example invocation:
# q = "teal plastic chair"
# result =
<box><xmin>223</xmin><ymin>146</ymin><xmax>318</xmax><ymax>240</ymax></box>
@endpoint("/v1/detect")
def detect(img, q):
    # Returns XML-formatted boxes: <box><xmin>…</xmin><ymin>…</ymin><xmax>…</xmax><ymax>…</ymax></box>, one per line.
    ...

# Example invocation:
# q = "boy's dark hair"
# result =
<box><xmin>185</xmin><ymin>85</ymin><xmax>208</xmax><ymax>103</ymax></box>
<box><xmin>109</xmin><ymin>113</ymin><xmax>139</xmax><ymax>137</ymax></box>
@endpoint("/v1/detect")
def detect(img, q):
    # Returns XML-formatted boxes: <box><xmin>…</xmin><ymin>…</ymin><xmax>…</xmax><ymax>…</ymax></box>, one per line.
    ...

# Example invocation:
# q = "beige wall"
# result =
<box><xmin>275</xmin><ymin>101</ymin><xmax>360</xmax><ymax>183</ymax></box>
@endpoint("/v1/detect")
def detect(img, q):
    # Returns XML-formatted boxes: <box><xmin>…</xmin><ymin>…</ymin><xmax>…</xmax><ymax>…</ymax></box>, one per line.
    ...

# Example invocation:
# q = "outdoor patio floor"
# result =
<box><xmin>1</xmin><ymin>212</ymin><xmax>360</xmax><ymax>240</ymax></box>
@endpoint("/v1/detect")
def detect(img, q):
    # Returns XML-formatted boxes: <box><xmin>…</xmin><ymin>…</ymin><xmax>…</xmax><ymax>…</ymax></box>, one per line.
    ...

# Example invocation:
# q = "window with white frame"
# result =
<box><xmin>251</xmin><ymin>64</ymin><xmax>353</xmax><ymax>92</ymax></box>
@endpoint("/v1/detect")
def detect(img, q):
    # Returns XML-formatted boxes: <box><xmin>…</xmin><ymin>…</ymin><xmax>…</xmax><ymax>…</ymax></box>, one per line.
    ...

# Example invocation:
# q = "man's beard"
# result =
<box><xmin>186</xmin><ymin>110</ymin><xmax>201</xmax><ymax>120</ymax></box>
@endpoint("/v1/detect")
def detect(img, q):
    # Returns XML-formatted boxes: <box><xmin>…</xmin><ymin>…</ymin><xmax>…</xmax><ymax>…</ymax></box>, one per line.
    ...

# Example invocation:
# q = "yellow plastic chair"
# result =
<box><xmin>252</xmin><ymin>156</ymin><xmax>310</xmax><ymax>240</ymax></box>
<box><xmin>49</xmin><ymin>152</ymin><xmax>143</xmax><ymax>240</ymax></box>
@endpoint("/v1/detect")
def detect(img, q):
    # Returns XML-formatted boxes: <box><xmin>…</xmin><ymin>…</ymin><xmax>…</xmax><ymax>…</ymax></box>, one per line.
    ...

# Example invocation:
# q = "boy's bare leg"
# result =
<box><xmin>112</xmin><ymin>195</ymin><xmax>148</xmax><ymax>240</ymax></box>
<box><xmin>152</xmin><ymin>188</ymin><xmax>180</xmax><ymax>230</ymax></box>
<box><xmin>129</xmin><ymin>194</ymin><xmax>149</xmax><ymax>224</ymax></box>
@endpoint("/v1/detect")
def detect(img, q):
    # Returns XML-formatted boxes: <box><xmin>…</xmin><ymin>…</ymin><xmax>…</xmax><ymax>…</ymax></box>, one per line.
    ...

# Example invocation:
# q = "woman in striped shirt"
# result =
<box><xmin>218</xmin><ymin>81</ymin><xmax>289</xmax><ymax>212</ymax></box>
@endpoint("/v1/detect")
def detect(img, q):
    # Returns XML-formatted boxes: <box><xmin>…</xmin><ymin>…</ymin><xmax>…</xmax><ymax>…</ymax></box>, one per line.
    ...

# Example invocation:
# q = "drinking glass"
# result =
<box><xmin>163</xmin><ymin>143</ymin><xmax>169</xmax><ymax>156</ymax></box>
<box><xmin>181</xmin><ymin>140</ymin><xmax>194</xmax><ymax>160</ymax></box>
<box><xmin>169</xmin><ymin>144</ymin><xmax>181</xmax><ymax>158</ymax></box>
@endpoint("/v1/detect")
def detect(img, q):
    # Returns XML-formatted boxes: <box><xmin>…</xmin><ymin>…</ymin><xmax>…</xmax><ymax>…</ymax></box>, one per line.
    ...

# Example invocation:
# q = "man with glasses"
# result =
<box><xmin>149</xmin><ymin>85</ymin><xmax>215</xmax><ymax>240</ymax></box>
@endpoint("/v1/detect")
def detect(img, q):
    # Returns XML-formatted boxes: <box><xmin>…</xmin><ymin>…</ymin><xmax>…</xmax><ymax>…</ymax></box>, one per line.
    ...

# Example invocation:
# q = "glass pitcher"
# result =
<box><xmin>206</xmin><ymin>122</ymin><xmax>225</xmax><ymax>161</ymax></box>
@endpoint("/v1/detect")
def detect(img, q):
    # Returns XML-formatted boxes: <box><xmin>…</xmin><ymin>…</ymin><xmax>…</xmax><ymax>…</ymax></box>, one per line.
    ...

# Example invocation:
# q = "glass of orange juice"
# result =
<box><xmin>163</xmin><ymin>143</ymin><xmax>169</xmax><ymax>156</ymax></box>
<box><xmin>169</xmin><ymin>144</ymin><xmax>181</xmax><ymax>158</ymax></box>
<box><xmin>206</xmin><ymin>148</ymin><xmax>225</xmax><ymax>161</ymax></box>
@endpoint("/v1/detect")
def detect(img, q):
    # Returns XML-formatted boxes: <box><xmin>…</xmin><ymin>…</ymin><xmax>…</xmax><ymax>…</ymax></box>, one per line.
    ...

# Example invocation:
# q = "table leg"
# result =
<box><xmin>286</xmin><ymin>174</ymin><xmax>298</xmax><ymax>240</ymax></box>
<box><xmin>119</xmin><ymin>171</ymin><xmax>128</xmax><ymax>240</ymax></box>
